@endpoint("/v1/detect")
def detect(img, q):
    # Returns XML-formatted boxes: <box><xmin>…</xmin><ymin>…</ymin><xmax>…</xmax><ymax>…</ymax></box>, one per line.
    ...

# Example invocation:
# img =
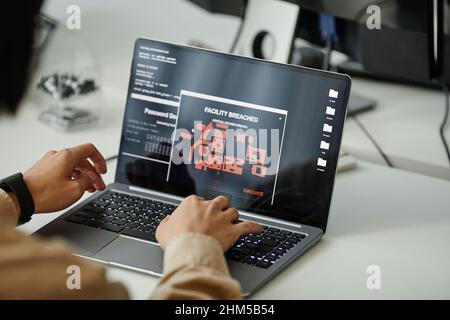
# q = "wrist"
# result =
<box><xmin>0</xmin><ymin>173</ymin><xmax>35</xmax><ymax>224</ymax></box>
<box><xmin>22</xmin><ymin>175</ymin><xmax>38</xmax><ymax>212</ymax></box>
<box><xmin>7</xmin><ymin>192</ymin><xmax>21</xmax><ymax>218</ymax></box>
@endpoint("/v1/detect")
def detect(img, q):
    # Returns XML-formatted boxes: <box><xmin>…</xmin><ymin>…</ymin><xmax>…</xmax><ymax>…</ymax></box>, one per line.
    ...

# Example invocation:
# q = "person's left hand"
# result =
<box><xmin>23</xmin><ymin>143</ymin><xmax>107</xmax><ymax>213</ymax></box>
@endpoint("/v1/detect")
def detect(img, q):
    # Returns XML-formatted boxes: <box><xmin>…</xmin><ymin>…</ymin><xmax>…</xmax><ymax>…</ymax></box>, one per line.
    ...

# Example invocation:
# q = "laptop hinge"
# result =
<box><xmin>127</xmin><ymin>186</ymin><xmax>184</xmax><ymax>202</ymax></box>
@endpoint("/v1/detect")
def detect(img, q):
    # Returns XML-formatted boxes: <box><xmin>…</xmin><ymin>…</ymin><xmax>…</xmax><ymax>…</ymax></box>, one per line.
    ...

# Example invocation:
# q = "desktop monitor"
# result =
<box><xmin>188</xmin><ymin>0</ymin><xmax>450</xmax><ymax>85</ymax></box>
<box><xmin>296</xmin><ymin>0</ymin><xmax>450</xmax><ymax>86</ymax></box>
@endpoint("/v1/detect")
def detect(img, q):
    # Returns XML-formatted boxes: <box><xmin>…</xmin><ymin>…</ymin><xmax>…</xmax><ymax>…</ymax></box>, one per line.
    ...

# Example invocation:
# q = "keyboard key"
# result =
<box><xmin>83</xmin><ymin>205</ymin><xmax>104</xmax><ymax>213</ymax></box>
<box><xmin>99</xmin><ymin>193</ymin><xmax>113</xmax><ymax>200</ymax></box>
<box><xmin>136</xmin><ymin>204</ymin><xmax>148</xmax><ymax>210</ymax></box>
<box><xmin>292</xmin><ymin>233</ymin><xmax>306</xmax><ymax>240</ymax></box>
<box><xmin>101</xmin><ymin>223</ymin><xmax>124</xmax><ymax>233</ymax></box>
<box><xmin>128</xmin><ymin>215</ymin><xmax>141</xmax><ymax>221</ymax></box>
<box><xmin>289</xmin><ymin>236</ymin><xmax>302</xmax><ymax>243</ymax></box>
<box><xmin>274</xmin><ymin>247</ymin><xmax>287</xmax><ymax>256</ymax></box>
<box><xmin>266</xmin><ymin>255</ymin><xmax>278</xmax><ymax>261</ymax></box>
<box><xmin>115</xmin><ymin>212</ymin><xmax>129</xmax><ymax>219</ymax></box>
<box><xmin>267</xmin><ymin>234</ymin><xmax>287</xmax><ymax>241</ymax></box>
<box><xmin>113</xmin><ymin>219</ymin><xmax>128</xmax><ymax>226</ymax></box>
<box><xmin>65</xmin><ymin>215</ymin><xmax>86</xmax><ymax>224</ymax></box>
<box><xmin>228</xmin><ymin>252</ymin><xmax>246</xmax><ymax>262</ymax></box>
<box><xmin>131</xmin><ymin>209</ymin><xmax>145</xmax><ymax>215</ymax></box>
<box><xmin>280</xmin><ymin>243</ymin><xmax>294</xmax><ymax>250</ymax></box>
<box><xmin>85</xmin><ymin>220</ymin><xmax>102</xmax><ymax>228</ymax></box>
<box><xmin>121</xmin><ymin>228</ymin><xmax>156</xmax><ymax>242</ymax></box>
<box><xmin>140</xmin><ymin>218</ymin><xmax>153</xmax><ymax>224</ymax></box>
<box><xmin>257</xmin><ymin>245</ymin><xmax>273</xmax><ymax>253</ymax></box>
<box><xmin>108</xmin><ymin>203</ymin><xmax>121</xmax><ymax>210</ymax></box>
<box><xmin>243</xmin><ymin>242</ymin><xmax>259</xmax><ymax>250</ymax></box>
<box><xmin>247</xmin><ymin>235</ymin><xmax>262</xmax><ymax>242</ymax></box>
<box><xmin>75</xmin><ymin>210</ymin><xmax>102</xmax><ymax>220</ymax></box>
<box><xmin>101</xmin><ymin>216</ymin><xmax>115</xmax><ymax>223</ymax></box>
<box><xmin>261</xmin><ymin>238</ymin><xmax>280</xmax><ymax>247</ymax></box>
<box><xmin>266</xmin><ymin>227</ymin><xmax>280</xmax><ymax>234</ymax></box>
<box><xmin>126</xmin><ymin>221</ymin><xmax>140</xmax><ymax>229</ymax></box>
<box><xmin>243</xmin><ymin>256</ymin><xmax>258</xmax><ymax>265</ymax></box>
<box><xmin>230</xmin><ymin>247</ymin><xmax>252</xmax><ymax>256</ymax></box>
<box><xmin>138</xmin><ymin>225</ymin><xmax>153</xmax><ymax>232</ymax></box>
<box><xmin>92</xmin><ymin>199</ymin><xmax>109</xmax><ymax>207</ymax></box>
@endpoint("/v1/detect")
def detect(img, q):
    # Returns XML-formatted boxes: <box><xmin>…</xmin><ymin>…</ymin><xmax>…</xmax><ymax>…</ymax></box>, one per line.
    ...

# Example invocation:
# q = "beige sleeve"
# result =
<box><xmin>0</xmin><ymin>189</ymin><xmax>129</xmax><ymax>299</ymax></box>
<box><xmin>151</xmin><ymin>233</ymin><xmax>242</xmax><ymax>300</ymax></box>
<box><xmin>0</xmin><ymin>188</ymin><xmax>19</xmax><ymax>227</ymax></box>
<box><xmin>0</xmin><ymin>227</ymin><xmax>129</xmax><ymax>299</ymax></box>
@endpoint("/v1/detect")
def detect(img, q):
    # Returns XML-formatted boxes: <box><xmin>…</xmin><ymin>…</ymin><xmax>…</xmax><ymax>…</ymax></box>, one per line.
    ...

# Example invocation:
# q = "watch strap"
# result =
<box><xmin>0</xmin><ymin>173</ymin><xmax>35</xmax><ymax>224</ymax></box>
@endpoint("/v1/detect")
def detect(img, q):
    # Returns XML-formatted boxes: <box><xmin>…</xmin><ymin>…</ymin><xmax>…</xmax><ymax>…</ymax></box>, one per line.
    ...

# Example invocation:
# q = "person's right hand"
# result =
<box><xmin>156</xmin><ymin>195</ymin><xmax>263</xmax><ymax>251</ymax></box>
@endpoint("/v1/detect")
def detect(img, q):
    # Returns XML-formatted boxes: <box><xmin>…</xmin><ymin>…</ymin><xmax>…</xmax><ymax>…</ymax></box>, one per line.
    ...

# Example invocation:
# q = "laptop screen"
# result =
<box><xmin>116</xmin><ymin>38</ymin><xmax>351</xmax><ymax>231</ymax></box>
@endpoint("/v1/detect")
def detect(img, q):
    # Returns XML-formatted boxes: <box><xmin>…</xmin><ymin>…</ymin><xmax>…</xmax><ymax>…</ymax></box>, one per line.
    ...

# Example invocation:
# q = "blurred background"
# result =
<box><xmin>1</xmin><ymin>0</ymin><xmax>450</xmax><ymax>182</ymax></box>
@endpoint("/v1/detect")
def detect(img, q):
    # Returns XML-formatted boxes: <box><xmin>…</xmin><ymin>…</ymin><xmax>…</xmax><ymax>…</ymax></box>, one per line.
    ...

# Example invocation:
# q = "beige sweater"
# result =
<box><xmin>0</xmin><ymin>188</ymin><xmax>241</xmax><ymax>299</ymax></box>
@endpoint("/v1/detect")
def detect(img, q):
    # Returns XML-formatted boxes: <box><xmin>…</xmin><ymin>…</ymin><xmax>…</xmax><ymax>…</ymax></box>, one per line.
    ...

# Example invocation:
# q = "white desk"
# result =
<box><xmin>2</xmin><ymin>0</ymin><xmax>450</xmax><ymax>299</ymax></box>
<box><xmin>17</xmin><ymin>160</ymin><xmax>450</xmax><ymax>299</ymax></box>
<box><xmin>343</xmin><ymin>79</ymin><xmax>450</xmax><ymax>181</ymax></box>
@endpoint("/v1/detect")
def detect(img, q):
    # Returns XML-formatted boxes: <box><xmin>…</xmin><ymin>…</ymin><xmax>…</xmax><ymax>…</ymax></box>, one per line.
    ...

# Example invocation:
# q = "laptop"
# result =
<box><xmin>36</xmin><ymin>38</ymin><xmax>351</xmax><ymax>296</ymax></box>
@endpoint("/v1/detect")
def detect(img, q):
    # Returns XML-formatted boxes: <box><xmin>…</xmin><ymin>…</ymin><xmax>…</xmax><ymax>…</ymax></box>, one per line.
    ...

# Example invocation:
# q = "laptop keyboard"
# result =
<box><xmin>64</xmin><ymin>191</ymin><xmax>306</xmax><ymax>269</ymax></box>
<box><xmin>65</xmin><ymin>191</ymin><xmax>175</xmax><ymax>242</ymax></box>
<box><xmin>226</xmin><ymin>227</ymin><xmax>306</xmax><ymax>269</ymax></box>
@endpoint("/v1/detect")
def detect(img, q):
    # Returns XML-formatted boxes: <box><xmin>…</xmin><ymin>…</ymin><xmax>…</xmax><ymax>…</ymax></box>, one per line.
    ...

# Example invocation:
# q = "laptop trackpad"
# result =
<box><xmin>94</xmin><ymin>236</ymin><xmax>164</xmax><ymax>274</ymax></box>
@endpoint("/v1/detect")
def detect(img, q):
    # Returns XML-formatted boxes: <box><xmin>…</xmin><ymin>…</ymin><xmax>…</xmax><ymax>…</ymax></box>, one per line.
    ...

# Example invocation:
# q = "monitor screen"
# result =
<box><xmin>116</xmin><ymin>38</ymin><xmax>350</xmax><ymax>231</ymax></box>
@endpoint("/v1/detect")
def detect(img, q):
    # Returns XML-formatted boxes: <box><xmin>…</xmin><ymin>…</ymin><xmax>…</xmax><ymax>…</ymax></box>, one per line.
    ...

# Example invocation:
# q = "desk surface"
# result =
<box><xmin>2</xmin><ymin>0</ymin><xmax>450</xmax><ymax>299</ymax></box>
<box><xmin>343</xmin><ymin>79</ymin><xmax>450</xmax><ymax>181</ymax></box>
<box><xmin>17</xmin><ymin>160</ymin><xmax>450</xmax><ymax>299</ymax></box>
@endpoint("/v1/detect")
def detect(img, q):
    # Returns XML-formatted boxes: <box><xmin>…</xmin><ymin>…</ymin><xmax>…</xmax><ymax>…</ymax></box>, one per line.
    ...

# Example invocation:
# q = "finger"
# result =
<box><xmin>234</xmin><ymin>220</ymin><xmax>263</xmax><ymax>236</ymax></box>
<box><xmin>70</xmin><ymin>171</ymin><xmax>95</xmax><ymax>194</ymax></box>
<box><xmin>76</xmin><ymin>159</ymin><xmax>106</xmax><ymax>190</ymax></box>
<box><xmin>210</xmin><ymin>195</ymin><xmax>230</xmax><ymax>210</ymax></box>
<box><xmin>186</xmin><ymin>194</ymin><xmax>205</xmax><ymax>202</ymax></box>
<box><xmin>155</xmin><ymin>217</ymin><xmax>170</xmax><ymax>247</ymax></box>
<box><xmin>223</xmin><ymin>208</ymin><xmax>239</xmax><ymax>222</ymax></box>
<box><xmin>68</xmin><ymin>143</ymin><xmax>107</xmax><ymax>174</ymax></box>
<box><xmin>159</xmin><ymin>215</ymin><xmax>170</xmax><ymax>224</ymax></box>
<box><xmin>43</xmin><ymin>150</ymin><xmax>57</xmax><ymax>160</ymax></box>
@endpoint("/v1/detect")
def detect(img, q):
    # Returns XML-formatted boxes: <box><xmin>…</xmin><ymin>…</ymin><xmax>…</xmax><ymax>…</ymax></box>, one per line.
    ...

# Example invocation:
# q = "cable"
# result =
<box><xmin>229</xmin><ymin>2</ymin><xmax>248</xmax><ymax>53</ymax></box>
<box><xmin>350</xmin><ymin>114</ymin><xmax>394</xmax><ymax>168</ymax></box>
<box><xmin>229</xmin><ymin>19</ymin><xmax>244</xmax><ymax>54</ymax></box>
<box><xmin>105</xmin><ymin>154</ymin><xmax>118</xmax><ymax>162</ymax></box>
<box><xmin>438</xmin><ymin>82</ymin><xmax>450</xmax><ymax>164</ymax></box>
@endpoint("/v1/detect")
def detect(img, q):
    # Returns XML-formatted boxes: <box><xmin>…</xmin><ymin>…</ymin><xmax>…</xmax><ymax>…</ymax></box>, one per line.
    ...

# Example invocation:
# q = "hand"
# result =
<box><xmin>23</xmin><ymin>143</ymin><xmax>107</xmax><ymax>213</ymax></box>
<box><xmin>156</xmin><ymin>195</ymin><xmax>263</xmax><ymax>251</ymax></box>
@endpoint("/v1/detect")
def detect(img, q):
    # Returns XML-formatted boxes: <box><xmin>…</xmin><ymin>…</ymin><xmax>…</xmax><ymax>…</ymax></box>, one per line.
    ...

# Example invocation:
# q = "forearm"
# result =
<box><xmin>0</xmin><ymin>227</ymin><xmax>130</xmax><ymax>299</ymax></box>
<box><xmin>0</xmin><ymin>188</ymin><xmax>20</xmax><ymax>227</ymax></box>
<box><xmin>151</xmin><ymin>233</ymin><xmax>242</xmax><ymax>300</ymax></box>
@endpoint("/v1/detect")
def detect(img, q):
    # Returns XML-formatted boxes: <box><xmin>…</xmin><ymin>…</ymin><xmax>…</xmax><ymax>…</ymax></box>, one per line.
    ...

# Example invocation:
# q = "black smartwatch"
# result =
<box><xmin>0</xmin><ymin>173</ymin><xmax>35</xmax><ymax>224</ymax></box>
